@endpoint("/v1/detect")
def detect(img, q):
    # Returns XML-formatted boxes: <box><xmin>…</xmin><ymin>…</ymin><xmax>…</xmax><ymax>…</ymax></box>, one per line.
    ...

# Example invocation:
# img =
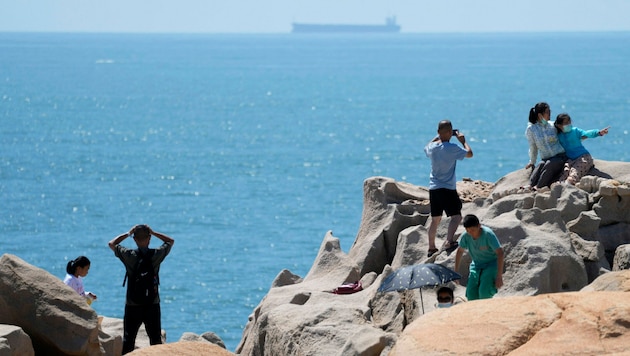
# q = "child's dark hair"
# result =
<box><xmin>66</xmin><ymin>256</ymin><xmax>91</xmax><ymax>275</ymax></box>
<box><xmin>436</xmin><ymin>286</ymin><xmax>454</xmax><ymax>299</ymax></box>
<box><xmin>463</xmin><ymin>214</ymin><xmax>480</xmax><ymax>228</ymax></box>
<box><xmin>529</xmin><ymin>102</ymin><xmax>549</xmax><ymax>124</ymax></box>
<box><xmin>554</xmin><ymin>113</ymin><xmax>571</xmax><ymax>133</ymax></box>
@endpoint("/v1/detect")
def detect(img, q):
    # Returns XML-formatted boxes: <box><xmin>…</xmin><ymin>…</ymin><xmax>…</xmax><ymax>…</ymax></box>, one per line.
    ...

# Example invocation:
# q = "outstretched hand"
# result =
<box><xmin>599</xmin><ymin>126</ymin><xmax>610</xmax><ymax>136</ymax></box>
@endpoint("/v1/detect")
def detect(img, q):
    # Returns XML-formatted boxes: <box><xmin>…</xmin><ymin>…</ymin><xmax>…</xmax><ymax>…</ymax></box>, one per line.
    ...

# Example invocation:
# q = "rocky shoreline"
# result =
<box><xmin>2</xmin><ymin>159</ymin><xmax>630</xmax><ymax>355</ymax></box>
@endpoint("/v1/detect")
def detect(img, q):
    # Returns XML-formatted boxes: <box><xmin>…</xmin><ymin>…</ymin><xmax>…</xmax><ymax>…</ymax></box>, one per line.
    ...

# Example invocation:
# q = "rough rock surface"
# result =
<box><xmin>389</xmin><ymin>291</ymin><xmax>630</xmax><ymax>356</ymax></box>
<box><xmin>237</xmin><ymin>160</ymin><xmax>630</xmax><ymax>356</ymax></box>
<box><xmin>0</xmin><ymin>324</ymin><xmax>34</xmax><ymax>356</ymax></box>
<box><xmin>180</xmin><ymin>331</ymin><xmax>227</xmax><ymax>349</ymax></box>
<box><xmin>581</xmin><ymin>269</ymin><xmax>630</xmax><ymax>292</ymax></box>
<box><xmin>126</xmin><ymin>341</ymin><xmax>235</xmax><ymax>355</ymax></box>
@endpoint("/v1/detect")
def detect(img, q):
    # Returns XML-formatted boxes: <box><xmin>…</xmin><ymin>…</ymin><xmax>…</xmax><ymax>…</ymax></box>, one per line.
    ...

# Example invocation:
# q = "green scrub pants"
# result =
<box><xmin>466</xmin><ymin>264</ymin><xmax>498</xmax><ymax>300</ymax></box>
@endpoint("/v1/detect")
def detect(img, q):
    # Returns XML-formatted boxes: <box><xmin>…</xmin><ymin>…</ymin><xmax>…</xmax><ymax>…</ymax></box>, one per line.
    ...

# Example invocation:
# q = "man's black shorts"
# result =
<box><xmin>429</xmin><ymin>188</ymin><xmax>462</xmax><ymax>217</ymax></box>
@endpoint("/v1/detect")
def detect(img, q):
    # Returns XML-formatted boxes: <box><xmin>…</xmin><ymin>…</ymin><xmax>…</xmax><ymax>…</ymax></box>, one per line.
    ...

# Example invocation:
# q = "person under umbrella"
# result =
<box><xmin>378</xmin><ymin>263</ymin><xmax>461</xmax><ymax>314</ymax></box>
<box><xmin>435</xmin><ymin>286</ymin><xmax>454</xmax><ymax>308</ymax></box>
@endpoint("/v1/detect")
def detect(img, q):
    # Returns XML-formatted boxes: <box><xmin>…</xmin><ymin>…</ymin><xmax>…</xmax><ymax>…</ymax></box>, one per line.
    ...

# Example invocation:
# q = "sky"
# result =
<box><xmin>1</xmin><ymin>0</ymin><xmax>629</xmax><ymax>34</ymax></box>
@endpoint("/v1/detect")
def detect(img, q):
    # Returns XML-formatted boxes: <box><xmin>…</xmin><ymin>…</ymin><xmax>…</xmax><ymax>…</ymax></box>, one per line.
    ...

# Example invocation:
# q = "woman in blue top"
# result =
<box><xmin>553</xmin><ymin>113</ymin><xmax>609</xmax><ymax>185</ymax></box>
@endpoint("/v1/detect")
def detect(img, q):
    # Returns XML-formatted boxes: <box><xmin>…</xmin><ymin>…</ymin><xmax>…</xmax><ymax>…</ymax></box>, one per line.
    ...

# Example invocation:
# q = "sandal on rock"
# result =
<box><xmin>445</xmin><ymin>241</ymin><xmax>459</xmax><ymax>253</ymax></box>
<box><xmin>427</xmin><ymin>248</ymin><xmax>439</xmax><ymax>258</ymax></box>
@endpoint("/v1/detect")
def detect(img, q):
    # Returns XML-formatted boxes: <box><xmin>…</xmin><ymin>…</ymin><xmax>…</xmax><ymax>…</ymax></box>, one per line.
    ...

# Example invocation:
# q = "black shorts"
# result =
<box><xmin>429</xmin><ymin>188</ymin><xmax>462</xmax><ymax>217</ymax></box>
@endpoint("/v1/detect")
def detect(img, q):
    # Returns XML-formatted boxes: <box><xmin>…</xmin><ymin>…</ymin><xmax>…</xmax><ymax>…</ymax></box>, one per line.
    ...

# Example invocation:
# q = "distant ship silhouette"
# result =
<box><xmin>292</xmin><ymin>16</ymin><xmax>401</xmax><ymax>33</ymax></box>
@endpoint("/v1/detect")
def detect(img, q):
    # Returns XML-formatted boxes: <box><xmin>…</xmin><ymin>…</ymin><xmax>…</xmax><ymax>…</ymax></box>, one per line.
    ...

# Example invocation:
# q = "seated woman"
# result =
<box><xmin>554</xmin><ymin>113</ymin><xmax>609</xmax><ymax>185</ymax></box>
<box><xmin>525</xmin><ymin>102</ymin><xmax>568</xmax><ymax>189</ymax></box>
<box><xmin>64</xmin><ymin>256</ymin><xmax>97</xmax><ymax>305</ymax></box>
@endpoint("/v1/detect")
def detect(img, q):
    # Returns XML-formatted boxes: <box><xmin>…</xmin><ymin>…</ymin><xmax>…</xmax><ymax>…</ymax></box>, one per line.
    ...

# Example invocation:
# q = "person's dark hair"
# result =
<box><xmin>66</xmin><ymin>256</ymin><xmax>90</xmax><ymax>275</ymax></box>
<box><xmin>436</xmin><ymin>286</ymin><xmax>454</xmax><ymax>301</ymax></box>
<box><xmin>463</xmin><ymin>214</ymin><xmax>480</xmax><ymax>228</ymax></box>
<box><xmin>529</xmin><ymin>102</ymin><xmax>549</xmax><ymax>124</ymax></box>
<box><xmin>554</xmin><ymin>113</ymin><xmax>571</xmax><ymax>133</ymax></box>
<box><xmin>133</xmin><ymin>224</ymin><xmax>151</xmax><ymax>241</ymax></box>
<box><xmin>437</xmin><ymin>120</ymin><xmax>453</xmax><ymax>132</ymax></box>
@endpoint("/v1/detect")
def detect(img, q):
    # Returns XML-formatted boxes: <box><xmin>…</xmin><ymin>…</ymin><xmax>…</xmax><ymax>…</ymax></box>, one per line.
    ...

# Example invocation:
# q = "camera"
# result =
<box><xmin>453</xmin><ymin>129</ymin><xmax>459</xmax><ymax>135</ymax></box>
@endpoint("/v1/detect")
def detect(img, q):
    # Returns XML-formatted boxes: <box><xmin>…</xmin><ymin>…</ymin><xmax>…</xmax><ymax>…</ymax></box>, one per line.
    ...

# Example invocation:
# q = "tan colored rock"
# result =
<box><xmin>349</xmin><ymin>177</ymin><xmax>430</xmax><ymax>277</ymax></box>
<box><xmin>270</xmin><ymin>269</ymin><xmax>303</xmax><ymax>288</ymax></box>
<box><xmin>236</xmin><ymin>277</ymin><xmax>397</xmax><ymax>356</ymax></box>
<box><xmin>179</xmin><ymin>331</ymin><xmax>226</xmax><ymax>349</ymax></box>
<box><xmin>390</xmin><ymin>292</ymin><xmax>630</xmax><ymax>356</ymax></box>
<box><xmin>126</xmin><ymin>341</ymin><xmax>235</xmax><ymax>355</ymax></box>
<box><xmin>0</xmin><ymin>324</ymin><xmax>34</xmax><ymax>356</ymax></box>
<box><xmin>581</xmin><ymin>270</ymin><xmax>630</xmax><ymax>292</ymax></box>
<box><xmin>456</xmin><ymin>178</ymin><xmax>494</xmax><ymax>202</ymax></box>
<box><xmin>594</xmin><ymin>194</ymin><xmax>630</xmax><ymax>225</ymax></box>
<box><xmin>598</xmin><ymin>180</ymin><xmax>620</xmax><ymax>196</ymax></box>
<box><xmin>618</xmin><ymin>185</ymin><xmax>630</xmax><ymax>196</ymax></box>
<box><xmin>303</xmin><ymin>231</ymin><xmax>360</xmax><ymax>287</ymax></box>
<box><xmin>567</xmin><ymin>210</ymin><xmax>601</xmax><ymax>241</ymax></box>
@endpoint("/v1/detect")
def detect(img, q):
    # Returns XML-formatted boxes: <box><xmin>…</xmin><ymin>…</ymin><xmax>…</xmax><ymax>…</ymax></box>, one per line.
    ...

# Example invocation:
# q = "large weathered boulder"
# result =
<box><xmin>348</xmin><ymin>177</ymin><xmax>430</xmax><ymax>277</ymax></box>
<box><xmin>0</xmin><ymin>254</ymin><xmax>103</xmax><ymax>355</ymax></box>
<box><xmin>236</xmin><ymin>231</ymin><xmax>396</xmax><ymax>355</ymax></box>
<box><xmin>389</xmin><ymin>291</ymin><xmax>630</xmax><ymax>355</ymax></box>
<box><xmin>0</xmin><ymin>324</ymin><xmax>34</xmax><ymax>356</ymax></box>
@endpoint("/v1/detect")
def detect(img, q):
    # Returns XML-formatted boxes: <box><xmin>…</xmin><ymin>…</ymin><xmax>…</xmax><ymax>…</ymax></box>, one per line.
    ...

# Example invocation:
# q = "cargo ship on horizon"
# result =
<box><xmin>292</xmin><ymin>16</ymin><xmax>401</xmax><ymax>33</ymax></box>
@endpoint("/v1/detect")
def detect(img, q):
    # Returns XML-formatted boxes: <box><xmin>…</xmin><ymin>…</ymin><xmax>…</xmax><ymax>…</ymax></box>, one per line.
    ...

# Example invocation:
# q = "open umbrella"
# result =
<box><xmin>378</xmin><ymin>263</ymin><xmax>461</xmax><ymax>313</ymax></box>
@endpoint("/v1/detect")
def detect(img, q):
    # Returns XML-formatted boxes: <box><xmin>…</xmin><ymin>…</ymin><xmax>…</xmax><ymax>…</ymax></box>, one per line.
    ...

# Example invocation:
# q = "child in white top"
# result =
<box><xmin>64</xmin><ymin>256</ymin><xmax>97</xmax><ymax>305</ymax></box>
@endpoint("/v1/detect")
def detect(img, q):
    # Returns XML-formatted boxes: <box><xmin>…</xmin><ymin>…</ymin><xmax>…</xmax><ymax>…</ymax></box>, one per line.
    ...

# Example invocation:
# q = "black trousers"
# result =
<box><xmin>122</xmin><ymin>303</ymin><xmax>162</xmax><ymax>354</ymax></box>
<box><xmin>530</xmin><ymin>153</ymin><xmax>567</xmax><ymax>188</ymax></box>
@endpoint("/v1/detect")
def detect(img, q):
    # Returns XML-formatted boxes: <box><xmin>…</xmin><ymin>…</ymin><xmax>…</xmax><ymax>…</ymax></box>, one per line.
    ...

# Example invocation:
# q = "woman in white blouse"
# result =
<box><xmin>64</xmin><ymin>256</ymin><xmax>97</xmax><ymax>305</ymax></box>
<box><xmin>525</xmin><ymin>102</ymin><xmax>568</xmax><ymax>189</ymax></box>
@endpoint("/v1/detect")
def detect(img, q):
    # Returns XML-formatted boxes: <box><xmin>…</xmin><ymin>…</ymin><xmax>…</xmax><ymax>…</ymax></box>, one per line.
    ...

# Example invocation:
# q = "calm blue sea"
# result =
<box><xmin>1</xmin><ymin>32</ymin><xmax>629</xmax><ymax>351</ymax></box>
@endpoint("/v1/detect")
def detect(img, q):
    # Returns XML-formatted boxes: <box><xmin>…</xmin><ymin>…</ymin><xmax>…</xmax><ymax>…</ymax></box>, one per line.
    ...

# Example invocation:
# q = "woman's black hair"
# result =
<box><xmin>529</xmin><ymin>102</ymin><xmax>550</xmax><ymax>124</ymax></box>
<box><xmin>66</xmin><ymin>256</ymin><xmax>91</xmax><ymax>275</ymax></box>
<box><xmin>554</xmin><ymin>113</ymin><xmax>571</xmax><ymax>133</ymax></box>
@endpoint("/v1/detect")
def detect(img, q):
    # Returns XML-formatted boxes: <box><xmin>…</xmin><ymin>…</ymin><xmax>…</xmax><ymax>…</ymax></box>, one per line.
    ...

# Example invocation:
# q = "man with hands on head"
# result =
<box><xmin>109</xmin><ymin>225</ymin><xmax>174</xmax><ymax>354</ymax></box>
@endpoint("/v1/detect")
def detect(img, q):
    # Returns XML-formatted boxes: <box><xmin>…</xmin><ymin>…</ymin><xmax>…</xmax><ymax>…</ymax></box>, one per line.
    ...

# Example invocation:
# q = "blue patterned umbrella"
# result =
<box><xmin>378</xmin><ymin>263</ymin><xmax>461</xmax><ymax>314</ymax></box>
<box><xmin>378</xmin><ymin>263</ymin><xmax>461</xmax><ymax>292</ymax></box>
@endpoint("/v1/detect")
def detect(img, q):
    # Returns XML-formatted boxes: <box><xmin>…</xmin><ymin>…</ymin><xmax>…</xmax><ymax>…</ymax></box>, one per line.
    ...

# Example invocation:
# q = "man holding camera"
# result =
<box><xmin>424</xmin><ymin>120</ymin><xmax>473</xmax><ymax>258</ymax></box>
